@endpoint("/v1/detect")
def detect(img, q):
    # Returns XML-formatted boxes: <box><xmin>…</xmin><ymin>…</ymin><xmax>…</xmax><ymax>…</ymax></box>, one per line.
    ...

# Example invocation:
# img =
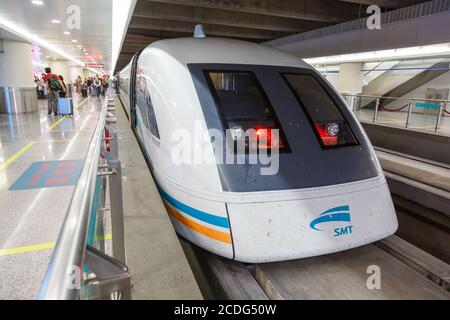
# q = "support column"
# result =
<box><xmin>337</xmin><ymin>63</ymin><xmax>364</xmax><ymax>94</ymax></box>
<box><xmin>0</xmin><ymin>40</ymin><xmax>37</xmax><ymax>114</ymax></box>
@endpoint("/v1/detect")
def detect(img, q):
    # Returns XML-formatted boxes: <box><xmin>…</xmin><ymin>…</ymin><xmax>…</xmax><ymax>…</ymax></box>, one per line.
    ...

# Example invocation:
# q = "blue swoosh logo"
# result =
<box><xmin>310</xmin><ymin>206</ymin><xmax>351</xmax><ymax>231</ymax></box>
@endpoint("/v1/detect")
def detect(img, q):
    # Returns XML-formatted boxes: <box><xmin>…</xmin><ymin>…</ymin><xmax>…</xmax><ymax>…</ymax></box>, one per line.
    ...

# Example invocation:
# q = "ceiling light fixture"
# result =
<box><xmin>31</xmin><ymin>0</ymin><xmax>44</xmax><ymax>5</ymax></box>
<box><xmin>51</xmin><ymin>19</ymin><xmax>60</xmax><ymax>24</ymax></box>
<box><xmin>63</xmin><ymin>31</ymin><xmax>71</xmax><ymax>35</ymax></box>
<box><xmin>71</xmin><ymin>39</ymin><xmax>77</xmax><ymax>43</ymax></box>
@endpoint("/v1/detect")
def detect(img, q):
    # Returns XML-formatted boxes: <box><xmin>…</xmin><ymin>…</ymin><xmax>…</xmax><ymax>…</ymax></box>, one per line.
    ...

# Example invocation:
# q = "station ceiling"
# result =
<box><xmin>0</xmin><ymin>0</ymin><xmax>112</xmax><ymax>73</ymax></box>
<box><xmin>115</xmin><ymin>0</ymin><xmax>428</xmax><ymax>72</ymax></box>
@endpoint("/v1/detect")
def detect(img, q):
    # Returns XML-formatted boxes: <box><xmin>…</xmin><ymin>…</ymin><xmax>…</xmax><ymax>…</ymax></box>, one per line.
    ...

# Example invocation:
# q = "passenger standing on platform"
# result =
<box><xmin>58</xmin><ymin>75</ymin><xmax>68</xmax><ymax>98</ymax></box>
<box><xmin>86</xmin><ymin>77</ymin><xmax>93</xmax><ymax>96</ymax></box>
<box><xmin>43</xmin><ymin>67</ymin><xmax>65</xmax><ymax>116</ymax></box>
<box><xmin>101</xmin><ymin>77</ymin><xmax>108</xmax><ymax>97</ymax></box>
<box><xmin>74</xmin><ymin>76</ymin><xmax>82</xmax><ymax>93</ymax></box>
<box><xmin>93</xmin><ymin>76</ymin><xmax>101</xmax><ymax>98</ymax></box>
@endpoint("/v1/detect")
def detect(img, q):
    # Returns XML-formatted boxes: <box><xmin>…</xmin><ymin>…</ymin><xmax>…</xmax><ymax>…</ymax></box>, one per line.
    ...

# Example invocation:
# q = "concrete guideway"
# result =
<box><xmin>189</xmin><ymin>235</ymin><xmax>450</xmax><ymax>300</ymax></box>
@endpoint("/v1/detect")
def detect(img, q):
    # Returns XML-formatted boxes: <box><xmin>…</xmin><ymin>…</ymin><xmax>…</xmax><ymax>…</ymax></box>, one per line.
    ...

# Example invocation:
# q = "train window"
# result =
<box><xmin>205</xmin><ymin>71</ymin><xmax>290</xmax><ymax>153</ymax></box>
<box><xmin>135</xmin><ymin>68</ymin><xmax>160</xmax><ymax>139</ymax></box>
<box><xmin>281</xmin><ymin>73</ymin><xmax>358</xmax><ymax>148</ymax></box>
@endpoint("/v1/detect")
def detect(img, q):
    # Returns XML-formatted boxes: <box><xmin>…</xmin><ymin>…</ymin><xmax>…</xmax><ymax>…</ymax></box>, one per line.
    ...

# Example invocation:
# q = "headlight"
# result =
<box><xmin>327</xmin><ymin>123</ymin><xmax>340</xmax><ymax>137</ymax></box>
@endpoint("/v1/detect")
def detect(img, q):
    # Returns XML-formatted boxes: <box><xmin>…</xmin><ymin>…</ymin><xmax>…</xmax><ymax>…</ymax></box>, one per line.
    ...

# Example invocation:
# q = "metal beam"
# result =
<box><xmin>145</xmin><ymin>0</ymin><xmax>366</xmax><ymax>23</ymax></box>
<box><xmin>129</xmin><ymin>17</ymin><xmax>285</xmax><ymax>40</ymax></box>
<box><xmin>127</xmin><ymin>28</ymin><xmax>197</xmax><ymax>40</ymax></box>
<box><xmin>135</xmin><ymin>1</ymin><xmax>326</xmax><ymax>33</ymax></box>
<box><xmin>125</xmin><ymin>34</ymin><xmax>160</xmax><ymax>43</ymax></box>
<box><xmin>338</xmin><ymin>0</ymin><xmax>425</xmax><ymax>9</ymax></box>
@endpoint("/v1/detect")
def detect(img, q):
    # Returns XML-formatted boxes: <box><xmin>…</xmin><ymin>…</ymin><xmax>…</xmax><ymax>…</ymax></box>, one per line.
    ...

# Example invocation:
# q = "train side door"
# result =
<box><xmin>129</xmin><ymin>49</ymin><xmax>143</xmax><ymax>129</ymax></box>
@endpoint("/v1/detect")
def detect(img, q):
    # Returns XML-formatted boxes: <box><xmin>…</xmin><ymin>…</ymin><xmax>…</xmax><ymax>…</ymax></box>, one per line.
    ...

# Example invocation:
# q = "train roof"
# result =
<box><xmin>146</xmin><ymin>37</ymin><xmax>311</xmax><ymax>68</ymax></box>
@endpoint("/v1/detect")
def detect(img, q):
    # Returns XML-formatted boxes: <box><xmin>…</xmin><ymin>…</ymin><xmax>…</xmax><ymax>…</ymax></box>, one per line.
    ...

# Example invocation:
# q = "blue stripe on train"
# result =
<box><xmin>157</xmin><ymin>187</ymin><xmax>230</xmax><ymax>229</ymax></box>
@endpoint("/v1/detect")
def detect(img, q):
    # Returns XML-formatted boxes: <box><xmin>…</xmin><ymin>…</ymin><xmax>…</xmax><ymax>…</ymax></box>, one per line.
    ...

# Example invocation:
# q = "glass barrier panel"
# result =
<box><xmin>372</xmin><ymin>97</ymin><xmax>409</xmax><ymax>128</ymax></box>
<box><xmin>408</xmin><ymin>100</ymin><xmax>442</xmax><ymax>133</ymax></box>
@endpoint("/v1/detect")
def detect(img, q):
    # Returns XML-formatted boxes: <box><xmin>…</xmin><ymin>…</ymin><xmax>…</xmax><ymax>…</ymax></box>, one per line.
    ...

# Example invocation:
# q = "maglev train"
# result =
<box><xmin>116</xmin><ymin>37</ymin><xmax>398</xmax><ymax>263</ymax></box>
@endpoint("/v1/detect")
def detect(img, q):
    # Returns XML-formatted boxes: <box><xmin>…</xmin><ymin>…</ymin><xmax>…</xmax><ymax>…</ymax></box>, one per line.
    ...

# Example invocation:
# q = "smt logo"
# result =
<box><xmin>310</xmin><ymin>205</ymin><xmax>353</xmax><ymax>237</ymax></box>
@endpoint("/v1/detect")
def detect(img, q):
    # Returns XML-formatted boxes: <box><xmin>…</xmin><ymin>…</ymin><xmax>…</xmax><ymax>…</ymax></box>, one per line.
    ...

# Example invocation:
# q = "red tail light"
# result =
<box><xmin>254</xmin><ymin>126</ymin><xmax>284</xmax><ymax>149</ymax></box>
<box><xmin>314</xmin><ymin>123</ymin><xmax>338</xmax><ymax>146</ymax></box>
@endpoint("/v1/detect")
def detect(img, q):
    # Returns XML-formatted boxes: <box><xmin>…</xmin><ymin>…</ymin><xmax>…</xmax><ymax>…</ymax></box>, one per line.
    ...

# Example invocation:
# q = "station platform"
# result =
<box><xmin>114</xmin><ymin>98</ymin><xmax>201</xmax><ymax>299</ymax></box>
<box><xmin>0</xmin><ymin>96</ymin><xmax>99</xmax><ymax>299</ymax></box>
<box><xmin>0</xmin><ymin>96</ymin><xmax>201</xmax><ymax>299</ymax></box>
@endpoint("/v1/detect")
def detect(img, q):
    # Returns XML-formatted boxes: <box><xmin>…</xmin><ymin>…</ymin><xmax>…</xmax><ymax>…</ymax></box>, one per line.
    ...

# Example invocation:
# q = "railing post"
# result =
<box><xmin>435</xmin><ymin>102</ymin><xmax>444</xmax><ymax>133</ymax></box>
<box><xmin>406</xmin><ymin>101</ymin><xmax>413</xmax><ymax>128</ymax></box>
<box><xmin>373</xmin><ymin>97</ymin><xmax>380</xmax><ymax>123</ymax></box>
<box><xmin>105</xmin><ymin>124</ymin><xmax>119</xmax><ymax>158</ymax></box>
<box><xmin>107</xmin><ymin>159</ymin><xmax>126</xmax><ymax>265</ymax></box>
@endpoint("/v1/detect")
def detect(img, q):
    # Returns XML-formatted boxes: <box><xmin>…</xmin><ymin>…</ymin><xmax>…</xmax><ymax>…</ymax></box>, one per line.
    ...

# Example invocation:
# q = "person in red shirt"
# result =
<box><xmin>43</xmin><ymin>67</ymin><xmax>65</xmax><ymax>116</ymax></box>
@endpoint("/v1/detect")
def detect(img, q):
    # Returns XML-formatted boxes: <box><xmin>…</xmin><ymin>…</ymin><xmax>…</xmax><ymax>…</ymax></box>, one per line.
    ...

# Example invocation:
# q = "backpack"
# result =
<box><xmin>48</xmin><ymin>76</ymin><xmax>62</xmax><ymax>92</ymax></box>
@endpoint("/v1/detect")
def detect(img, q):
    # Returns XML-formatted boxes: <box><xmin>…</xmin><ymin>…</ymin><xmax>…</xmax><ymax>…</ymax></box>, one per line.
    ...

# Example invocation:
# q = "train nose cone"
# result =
<box><xmin>227</xmin><ymin>181</ymin><xmax>398</xmax><ymax>263</ymax></box>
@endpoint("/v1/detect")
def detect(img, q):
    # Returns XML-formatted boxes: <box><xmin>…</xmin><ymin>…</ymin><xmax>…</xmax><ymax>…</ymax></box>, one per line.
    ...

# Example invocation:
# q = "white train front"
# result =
<box><xmin>116</xmin><ymin>37</ymin><xmax>398</xmax><ymax>263</ymax></box>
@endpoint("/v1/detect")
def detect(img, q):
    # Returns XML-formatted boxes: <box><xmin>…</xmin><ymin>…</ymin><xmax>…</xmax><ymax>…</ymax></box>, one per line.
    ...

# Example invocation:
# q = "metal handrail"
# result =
<box><xmin>341</xmin><ymin>93</ymin><xmax>448</xmax><ymax>134</ymax></box>
<box><xmin>341</xmin><ymin>93</ymin><xmax>450</xmax><ymax>103</ymax></box>
<box><xmin>38</xmin><ymin>104</ymin><xmax>108</xmax><ymax>300</ymax></box>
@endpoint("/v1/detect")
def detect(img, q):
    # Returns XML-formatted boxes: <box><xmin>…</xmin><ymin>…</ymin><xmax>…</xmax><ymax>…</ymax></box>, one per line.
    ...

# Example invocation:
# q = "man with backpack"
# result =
<box><xmin>43</xmin><ymin>67</ymin><xmax>65</xmax><ymax>115</ymax></box>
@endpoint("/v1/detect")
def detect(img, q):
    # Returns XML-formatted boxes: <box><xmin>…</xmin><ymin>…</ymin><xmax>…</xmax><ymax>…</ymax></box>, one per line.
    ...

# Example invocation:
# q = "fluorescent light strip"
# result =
<box><xmin>304</xmin><ymin>43</ymin><xmax>450</xmax><ymax>65</ymax></box>
<box><xmin>0</xmin><ymin>15</ymin><xmax>103</xmax><ymax>75</ymax></box>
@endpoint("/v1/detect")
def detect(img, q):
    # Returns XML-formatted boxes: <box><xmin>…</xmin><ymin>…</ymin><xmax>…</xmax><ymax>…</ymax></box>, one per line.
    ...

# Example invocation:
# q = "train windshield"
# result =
<box><xmin>205</xmin><ymin>71</ymin><xmax>289</xmax><ymax>152</ymax></box>
<box><xmin>281</xmin><ymin>73</ymin><xmax>358</xmax><ymax>148</ymax></box>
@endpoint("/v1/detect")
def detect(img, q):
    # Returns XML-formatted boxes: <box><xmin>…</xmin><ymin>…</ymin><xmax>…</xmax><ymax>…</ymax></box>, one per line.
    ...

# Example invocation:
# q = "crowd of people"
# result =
<box><xmin>34</xmin><ymin>68</ymin><xmax>110</xmax><ymax>116</ymax></box>
<box><xmin>73</xmin><ymin>75</ymin><xmax>110</xmax><ymax>98</ymax></box>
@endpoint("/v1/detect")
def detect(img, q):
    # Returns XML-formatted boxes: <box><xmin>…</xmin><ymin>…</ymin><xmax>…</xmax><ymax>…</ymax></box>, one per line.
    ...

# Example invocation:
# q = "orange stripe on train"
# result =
<box><xmin>163</xmin><ymin>201</ymin><xmax>232</xmax><ymax>244</ymax></box>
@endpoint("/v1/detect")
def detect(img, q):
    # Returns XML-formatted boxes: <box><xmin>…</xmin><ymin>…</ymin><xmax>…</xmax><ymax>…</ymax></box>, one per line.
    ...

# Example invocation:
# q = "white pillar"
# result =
<box><xmin>0</xmin><ymin>41</ymin><xmax>37</xmax><ymax>113</ymax></box>
<box><xmin>337</xmin><ymin>63</ymin><xmax>363</xmax><ymax>94</ymax></box>
<box><xmin>0</xmin><ymin>41</ymin><xmax>34</xmax><ymax>87</ymax></box>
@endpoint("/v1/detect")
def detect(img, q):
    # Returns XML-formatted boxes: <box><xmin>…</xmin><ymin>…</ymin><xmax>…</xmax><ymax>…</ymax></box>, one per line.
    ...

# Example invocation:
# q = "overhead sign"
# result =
<box><xmin>85</xmin><ymin>63</ymin><xmax>104</xmax><ymax>69</ymax></box>
<box><xmin>9</xmin><ymin>160</ymin><xmax>84</xmax><ymax>190</ymax></box>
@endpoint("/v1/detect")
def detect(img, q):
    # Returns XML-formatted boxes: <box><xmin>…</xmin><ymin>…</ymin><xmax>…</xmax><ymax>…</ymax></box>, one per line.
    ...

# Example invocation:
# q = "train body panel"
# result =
<box><xmin>117</xmin><ymin>37</ymin><xmax>398</xmax><ymax>262</ymax></box>
<box><xmin>228</xmin><ymin>176</ymin><xmax>397</xmax><ymax>263</ymax></box>
<box><xmin>133</xmin><ymin>45</ymin><xmax>224</xmax><ymax>193</ymax></box>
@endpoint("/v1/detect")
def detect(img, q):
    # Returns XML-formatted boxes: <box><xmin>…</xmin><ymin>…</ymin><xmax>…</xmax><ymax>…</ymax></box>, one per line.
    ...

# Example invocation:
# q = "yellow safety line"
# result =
<box><xmin>0</xmin><ymin>233</ymin><xmax>112</xmax><ymax>257</ymax></box>
<box><xmin>75</xmin><ymin>98</ymin><xmax>89</xmax><ymax>110</ymax></box>
<box><xmin>94</xmin><ymin>233</ymin><xmax>112</xmax><ymax>242</ymax></box>
<box><xmin>0</xmin><ymin>242</ymin><xmax>56</xmax><ymax>256</ymax></box>
<box><xmin>48</xmin><ymin>115</ymin><xmax>69</xmax><ymax>131</ymax></box>
<box><xmin>0</xmin><ymin>97</ymin><xmax>96</xmax><ymax>170</ymax></box>
<box><xmin>0</xmin><ymin>141</ymin><xmax>37</xmax><ymax>171</ymax></box>
<box><xmin>47</xmin><ymin>98</ymin><xmax>89</xmax><ymax>132</ymax></box>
